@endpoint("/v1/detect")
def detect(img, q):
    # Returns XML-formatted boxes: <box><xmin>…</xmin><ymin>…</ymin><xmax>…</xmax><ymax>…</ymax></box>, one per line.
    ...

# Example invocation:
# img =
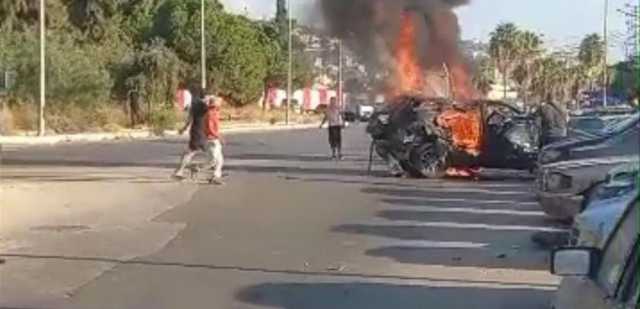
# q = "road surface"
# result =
<box><xmin>0</xmin><ymin>125</ymin><xmax>561</xmax><ymax>308</ymax></box>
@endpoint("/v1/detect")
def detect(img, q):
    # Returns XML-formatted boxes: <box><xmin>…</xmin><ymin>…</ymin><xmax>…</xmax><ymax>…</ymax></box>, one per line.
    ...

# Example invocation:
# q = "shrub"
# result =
<box><xmin>149</xmin><ymin>106</ymin><xmax>178</xmax><ymax>136</ymax></box>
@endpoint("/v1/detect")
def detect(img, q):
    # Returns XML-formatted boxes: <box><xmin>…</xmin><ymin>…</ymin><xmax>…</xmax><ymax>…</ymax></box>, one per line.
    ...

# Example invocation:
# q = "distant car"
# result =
<box><xmin>536</xmin><ymin>156</ymin><xmax>639</xmax><ymax>220</ymax></box>
<box><xmin>550</xmin><ymin>194</ymin><xmax>639</xmax><ymax>309</ymax></box>
<box><xmin>358</xmin><ymin>104</ymin><xmax>375</xmax><ymax>121</ymax></box>
<box><xmin>539</xmin><ymin>113</ymin><xmax>640</xmax><ymax>166</ymax></box>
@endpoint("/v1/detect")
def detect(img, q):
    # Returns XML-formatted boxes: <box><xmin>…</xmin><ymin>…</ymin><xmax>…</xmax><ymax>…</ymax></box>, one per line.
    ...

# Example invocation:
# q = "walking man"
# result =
<box><xmin>173</xmin><ymin>88</ymin><xmax>224</xmax><ymax>185</ymax></box>
<box><xmin>175</xmin><ymin>82</ymin><xmax>192</xmax><ymax>112</ymax></box>
<box><xmin>320</xmin><ymin>97</ymin><xmax>344</xmax><ymax>159</ymax></box>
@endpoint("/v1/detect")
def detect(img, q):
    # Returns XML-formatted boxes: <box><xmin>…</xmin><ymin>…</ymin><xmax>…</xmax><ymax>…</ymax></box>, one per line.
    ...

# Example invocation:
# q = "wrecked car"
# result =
<box><xmin>366</xmin><ymin>96</ymin><xmax>539</xmax><ymax>178</ymax></box>
<box><xmin>536</xmin><ymin>155</ymin><xmax>639</xmax><ymax>220</ymax></box>
<box><xmin>550</xmin><ymin>193</ymin><xmax>639</xmax><ymax>309</ymax></box>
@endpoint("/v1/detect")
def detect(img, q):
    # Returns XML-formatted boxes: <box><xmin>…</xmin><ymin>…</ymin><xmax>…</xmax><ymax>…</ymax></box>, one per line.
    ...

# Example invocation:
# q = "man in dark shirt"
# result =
<box><xmin>172</xmin><ymin>87</ymin><xmax>224</xmax><ymax>185</ymax></box>
<box><xmin>538</xmin><ymin>95</ymin><xmax>568</xmax><ymax>146</ymax></box>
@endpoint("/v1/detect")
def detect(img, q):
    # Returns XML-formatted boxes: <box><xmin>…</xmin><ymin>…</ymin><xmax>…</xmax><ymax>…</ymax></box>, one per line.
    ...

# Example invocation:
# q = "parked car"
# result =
<box><xmin>571</xmin><ymin>162</ymin><xmax>639</xmax><ymax>247</ymax></box>
<box><xmin>539</xmin><ymin>113</ymin><xmax>639</xmax><ymax>166</ymax></box>
<box><xmin>550</xmin><ymin>194</ymin><xmax>639</xmax><ymax>309</ymax></box>
<box><xmin>536</xmin><ymin>156</ymin><xmax>639</xmax><ymax>220</ymax></box>
<box><xmin>358</xmin><ymin>104</ymin><xmax>375</xmax><ymax>121</ymax></box>
<box><xmin>568</xmin><ymin>113</ymin><xmax>632</xmax><ymax>137</ymax></box>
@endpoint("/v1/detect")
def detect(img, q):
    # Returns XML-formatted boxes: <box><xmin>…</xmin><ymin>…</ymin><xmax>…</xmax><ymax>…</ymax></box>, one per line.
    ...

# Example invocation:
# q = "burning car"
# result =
<box><xmin>366</xmin><ymin>96</ymin><xmax>540</xmax><ymax>178</ymax></box>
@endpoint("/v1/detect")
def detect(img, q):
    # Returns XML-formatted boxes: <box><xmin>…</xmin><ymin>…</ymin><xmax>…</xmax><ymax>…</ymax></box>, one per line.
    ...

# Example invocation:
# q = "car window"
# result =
<box><xmin>597</xmin><ymin>202</ymin><xmax>639</xmax><ymax>295</ymax></box>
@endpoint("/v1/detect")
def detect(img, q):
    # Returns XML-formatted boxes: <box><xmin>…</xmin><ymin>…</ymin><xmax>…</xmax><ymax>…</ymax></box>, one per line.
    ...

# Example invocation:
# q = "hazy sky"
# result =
<box><xmin>220</xmin><ymin>0</ymin><xmax>632</xmax><ymax>61</ymax></box>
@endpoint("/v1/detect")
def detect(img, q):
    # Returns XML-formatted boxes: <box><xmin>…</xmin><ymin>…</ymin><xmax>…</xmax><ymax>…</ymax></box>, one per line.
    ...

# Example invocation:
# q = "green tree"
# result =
<box><xmin>472</xmin><ymin>56</ymin><xmax>495</xmax><ymax>96</ymax></box>
<box><xmin>578</xmin><ymin>33</ymin><xmax>605</xmax><ymax>90</ymax></box>
<box><xmin>489</xmin><ymin>23</ymin><xmax>520</xmax><ymax>99</ymax></box>
<box><xmin>513</xmin><ymin>31</ymin><xmax>543</xmax><ymax>103</ymax></box>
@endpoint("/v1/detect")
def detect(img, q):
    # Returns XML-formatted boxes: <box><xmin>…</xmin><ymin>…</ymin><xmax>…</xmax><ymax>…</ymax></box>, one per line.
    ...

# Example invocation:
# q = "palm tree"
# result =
<box><xmin>472</xmin><ymin>56</ymin><xmax>495</xmax><ymax>96</ymax></box>
<box><xmin>513</xmin><ymin>31</ymin><xmax>543</xmax><ymax>104</ymax></box>
<box><xmin>489</xmin><ymin>23</ymin><xmax>519</xmax><ymax>99</ymax></box>
<box><xmin>578</xmin><ymin>33</ymin><xmax>605</xmax><ymax>90</ymax></box>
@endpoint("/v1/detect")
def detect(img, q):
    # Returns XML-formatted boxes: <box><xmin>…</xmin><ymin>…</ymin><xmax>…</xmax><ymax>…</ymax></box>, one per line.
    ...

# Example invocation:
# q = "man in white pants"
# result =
<box><xmin>173</xmin><ymin>90</ymin><xmax>224</xmax><ymax>185</ymax></box>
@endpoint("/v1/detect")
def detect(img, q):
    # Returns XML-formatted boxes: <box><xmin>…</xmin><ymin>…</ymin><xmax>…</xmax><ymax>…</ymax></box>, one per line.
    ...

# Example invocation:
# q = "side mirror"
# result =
<box><xmin>551</xmin><ymin>247</ymin><xmax>600</xmax><ymax>277</ymax></box>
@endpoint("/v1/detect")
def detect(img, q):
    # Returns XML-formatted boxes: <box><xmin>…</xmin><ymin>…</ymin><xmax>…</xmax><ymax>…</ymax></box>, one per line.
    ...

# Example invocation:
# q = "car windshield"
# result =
<box><xmin>597</xmin><ymin>200</ymin><xmax>640</xmax><ymax>295</ymax></box>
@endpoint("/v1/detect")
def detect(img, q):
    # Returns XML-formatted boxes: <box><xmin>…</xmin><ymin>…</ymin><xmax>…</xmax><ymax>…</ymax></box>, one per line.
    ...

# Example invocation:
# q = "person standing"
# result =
<box><xmin>538</xmin><ymin>94</ymin><xmax>568</xmax><ymax>147</ymax></box>
<box><xmin>173</xmin><ymin>88</ymin><xmax>224</xmax><ymax>185</ymax></box>
<box><xmin>320</xmin><ymin>97</ymin><xmax>344</xmax><ymax>159</ymax></box>
<box><xmin>175</xmin><ymin>82</ymin><xmax>192</xmax><ymax>121</ymax></box>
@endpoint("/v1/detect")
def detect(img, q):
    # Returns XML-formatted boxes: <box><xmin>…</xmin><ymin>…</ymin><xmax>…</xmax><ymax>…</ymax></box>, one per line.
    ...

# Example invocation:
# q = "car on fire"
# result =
<box><xmin>536</xmin><ymin>156</ymin><xmax>639</xmax><ymax>220</ymax></box>
<box><xmin>550</xmin><ymin>193</ymin><xmax>639</xmax><ymax>309</ymax></box>
<box><xmin>366</xmin><ymin>96</ymin><xmax>539</xmax><ymax>178</ymax></box>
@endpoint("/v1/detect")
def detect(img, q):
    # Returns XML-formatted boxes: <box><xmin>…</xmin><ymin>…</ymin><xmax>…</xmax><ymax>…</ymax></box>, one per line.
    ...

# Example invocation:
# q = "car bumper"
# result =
<box><xmin>536</xmin><ymin>190</ymin><xmax>584</xmax><ymax>220</ymax></box>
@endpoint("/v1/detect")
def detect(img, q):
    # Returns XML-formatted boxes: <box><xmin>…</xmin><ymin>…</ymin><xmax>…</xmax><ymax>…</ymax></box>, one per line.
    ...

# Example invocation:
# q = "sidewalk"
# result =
<box><xmin>0</xmin><ymin>122</ymin><xmax>317</xmax><ymax>146</ymax></box>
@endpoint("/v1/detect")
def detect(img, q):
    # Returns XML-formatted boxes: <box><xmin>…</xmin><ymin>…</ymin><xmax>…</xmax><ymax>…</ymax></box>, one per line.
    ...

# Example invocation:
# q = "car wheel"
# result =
<box><xmin>409</xmin><ymin>143</ymin><xmax>448</xmax><ymax>178</ymax></box>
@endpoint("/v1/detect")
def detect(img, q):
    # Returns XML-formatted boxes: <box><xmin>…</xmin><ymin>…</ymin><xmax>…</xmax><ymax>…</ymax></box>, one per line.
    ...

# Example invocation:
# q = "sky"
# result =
<box><xmin>220</xmin><ymin>0</ymin><xmax>633</xmax><ymax>62</ymax></box>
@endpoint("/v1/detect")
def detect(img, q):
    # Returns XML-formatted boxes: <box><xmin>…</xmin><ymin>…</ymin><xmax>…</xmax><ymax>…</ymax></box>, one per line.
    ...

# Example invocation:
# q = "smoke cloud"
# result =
<box><xmin>317</xmin><ymin>0</ymin><xmax>475</xmax><ymax>98</ymax></box>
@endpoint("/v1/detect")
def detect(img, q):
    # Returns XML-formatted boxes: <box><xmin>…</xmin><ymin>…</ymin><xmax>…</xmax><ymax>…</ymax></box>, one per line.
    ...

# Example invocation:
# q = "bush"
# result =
<box><xmin>149</xmin><ymin>106</ymin><xmax>179</xmax><ymax>136</ymax></box>
<box><xmin>1</xmin><ymin>31</ymin><xmax>113</xmax><ymax>108</ymax></box>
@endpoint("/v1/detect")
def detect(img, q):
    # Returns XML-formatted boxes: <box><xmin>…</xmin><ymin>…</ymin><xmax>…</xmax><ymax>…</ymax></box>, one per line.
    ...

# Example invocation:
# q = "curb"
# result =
<box><xmin>0</xmin><ymin>123</ymin><xmax>317</xmax><ymax>146</ymax></box>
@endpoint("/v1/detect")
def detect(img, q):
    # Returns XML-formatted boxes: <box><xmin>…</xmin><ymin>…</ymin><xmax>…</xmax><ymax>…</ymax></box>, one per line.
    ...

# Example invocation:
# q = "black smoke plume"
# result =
<box><xmin>317</xmin><ymin>0</ymin><xmax>474</xmax><ymax>96</ymax></box>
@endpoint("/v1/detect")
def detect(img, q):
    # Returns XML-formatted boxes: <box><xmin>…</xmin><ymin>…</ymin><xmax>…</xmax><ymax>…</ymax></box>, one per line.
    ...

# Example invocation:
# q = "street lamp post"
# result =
<box><xmin>338</xmin><ymin>40</ymin><xmax>344</xmax><ymax>109</ymax></box>
<box><xmin>286</xmin><ymin>0</ymin><xmax>293</xmax><ymax>125</ymax></box>
<box><xmin>603</xmin><ymin>0</ymin><xmax>609</xmax><ymax>107</ymax></box>
<box><xmin>201</xmin><ymin>0</ymin><xmax>207</xmax><ymax>90</ymax></box>
<box><xmin>38</xmin><ymin>0</ymin><xmax>46</xmax><ymax>136</ymax></box>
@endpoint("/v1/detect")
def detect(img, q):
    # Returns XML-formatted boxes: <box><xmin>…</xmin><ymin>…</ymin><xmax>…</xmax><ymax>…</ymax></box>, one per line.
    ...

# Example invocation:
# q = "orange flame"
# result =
<box><xmin>393</xmin><ymin>12</ymin><xmax>424</xmax><ymax>96</ymax></box>
<box><xmin>437</xmin><ymin>108</ymin><xmax>482</xmax><ymax>156</ymax></box>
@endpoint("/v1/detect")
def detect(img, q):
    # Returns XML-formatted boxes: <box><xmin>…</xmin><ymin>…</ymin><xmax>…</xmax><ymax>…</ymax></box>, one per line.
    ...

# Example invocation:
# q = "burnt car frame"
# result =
<box><xmin>367</xmin><ymin>96</ymin><xmax>540</xmax><ymax>178</ymax></box>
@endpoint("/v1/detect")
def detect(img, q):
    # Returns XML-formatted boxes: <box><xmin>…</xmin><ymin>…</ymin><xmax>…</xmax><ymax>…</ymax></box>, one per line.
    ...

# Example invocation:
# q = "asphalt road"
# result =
<box><xmin>0</xmin><ymin>125</ymin><xmax>562</xmax><ymax>309</ymax></box>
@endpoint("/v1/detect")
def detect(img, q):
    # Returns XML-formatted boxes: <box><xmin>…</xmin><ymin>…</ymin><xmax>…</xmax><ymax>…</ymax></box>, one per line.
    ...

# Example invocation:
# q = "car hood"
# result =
<box><xmin>542</xmin><ymin>155</ymin><xmax>639</xmax><ymax>172</ymax></box>
<box><xmin>575</xmin><ymin>195</ymin><xmax>633</xmax><ymax>247</ymax></box>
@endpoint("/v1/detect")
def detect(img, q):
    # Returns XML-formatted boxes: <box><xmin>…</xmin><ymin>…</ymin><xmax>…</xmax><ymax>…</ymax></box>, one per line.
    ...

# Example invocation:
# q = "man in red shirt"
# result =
<box><xmin>204</xmin><ymin>95</ymin><xmax>224</xmax><ymax>185</ymax></box>
<box><xmin>173</xmin><ymin>92</ymin><xmax>224</xmax><ymax>185</ymax></box>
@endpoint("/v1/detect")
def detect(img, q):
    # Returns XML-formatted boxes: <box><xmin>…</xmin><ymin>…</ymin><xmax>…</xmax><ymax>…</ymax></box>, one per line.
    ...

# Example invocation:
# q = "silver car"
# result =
<box><xmin>536</xmin><ymin>156</ymin><xmax>639</xmax><ymax>220</ymax></box>
<box><xmin>573</xmin><ymin>163</ymin><xmax>640</xmax><ymax>246</ymax></box>
<box><xmin>551</xmin><ymin>195</ymin><xmax>639</xmax><ymax>309</ymax></box>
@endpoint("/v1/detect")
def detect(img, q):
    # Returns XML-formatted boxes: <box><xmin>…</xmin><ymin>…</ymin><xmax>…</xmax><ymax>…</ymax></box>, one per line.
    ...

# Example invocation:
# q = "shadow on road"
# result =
<box><xmin>236</xmin><ymin>282</ymin><xmax>552</xmax><ymax>309</ymax></box>
<box><xmin>380</xmin><ymin>198</ymin><xmax>539</xmax><ymax>210</ymax></box>
<box><xmin>377</xmin><ymin>210</ymin><xmax>559</xmax><ymax>227</ymax></box>
<box><xmin>363</xmin><ymin>187</ymin><xmax>537</xmax><ymax>203</ymax></box>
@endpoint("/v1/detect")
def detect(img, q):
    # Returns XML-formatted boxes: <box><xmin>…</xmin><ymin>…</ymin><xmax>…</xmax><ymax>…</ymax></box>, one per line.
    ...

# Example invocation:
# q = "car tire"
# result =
<box><xmin>409</xmin><ymin>142</ymin><xmax>448</xmax><ymax>178</ymax></box>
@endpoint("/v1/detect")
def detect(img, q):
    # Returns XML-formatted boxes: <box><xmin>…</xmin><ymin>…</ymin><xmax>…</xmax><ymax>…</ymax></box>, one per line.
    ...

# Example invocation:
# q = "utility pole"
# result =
<box><xmin>338</xmin><ymin>40</ymin><xmax>344</xmax><ymax>109</ymax></box>
<box><xmin>286</xmin><ymin>0</ymin><xmax>292</xmax><ymax>125</ymax></box>
<box><xmin>201</xmin><ymin>0</ymin><xmax>207</xmax><ymax>90</ymax></box>
<box><xmin>603</xmin><ymin>0</ymin><xmax>609</xmax><ymax>107</ymax></box>
<box><xmin>38</xmin><ymin>0</ymin><xmax>46</xmax><ymax>136</ymax></box>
